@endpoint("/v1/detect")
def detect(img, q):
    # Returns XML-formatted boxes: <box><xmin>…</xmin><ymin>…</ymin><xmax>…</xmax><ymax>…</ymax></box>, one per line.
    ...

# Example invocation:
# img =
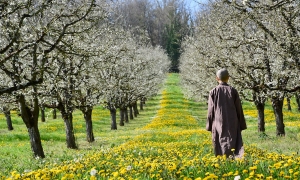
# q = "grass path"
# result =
<box><xmin>2</xmin><ymin>73</ymin><xmax>300</xmax><ymax>180</ymax></box>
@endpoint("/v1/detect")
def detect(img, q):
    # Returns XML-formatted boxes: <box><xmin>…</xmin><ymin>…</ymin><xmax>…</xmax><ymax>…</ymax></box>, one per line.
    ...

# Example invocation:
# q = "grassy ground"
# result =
<box><xmin>242</xmin><ymin>99</ymin><xmax>300</xmax><ymax>155</ymax></box>
<box><xmin>0</xmin><ymin>96</ymin><xmax>160</xmax><ymax>175</ymax></box>
<box><xmin>0</xmin><ymin>73</ymin><xmax>299</xmax><ymax>179</ymax></box>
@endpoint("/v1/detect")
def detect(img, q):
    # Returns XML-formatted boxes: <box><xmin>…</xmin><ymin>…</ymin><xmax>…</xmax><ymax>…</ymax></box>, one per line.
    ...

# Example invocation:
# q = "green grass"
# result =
<box><xmin>0</xmin><ymin>73</ymin><xmax>299</xmax><ymax>178</ymax></box>
<box><xmin>0</xmin><ymin>96</ymin><xmax>161</xmax><ymax>175</ymax></box>
<box><xmin>241</xmin><ymin>100</ymin><xmax>300</xmax><ymax>155</ymax></box>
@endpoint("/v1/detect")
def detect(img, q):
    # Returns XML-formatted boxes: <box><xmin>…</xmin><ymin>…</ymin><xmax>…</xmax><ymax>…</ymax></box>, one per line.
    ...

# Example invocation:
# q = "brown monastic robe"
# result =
<box><xmin>206</xmin><ymin>82</ymin><xmax>247</xmax><ymax>158</ymax></box>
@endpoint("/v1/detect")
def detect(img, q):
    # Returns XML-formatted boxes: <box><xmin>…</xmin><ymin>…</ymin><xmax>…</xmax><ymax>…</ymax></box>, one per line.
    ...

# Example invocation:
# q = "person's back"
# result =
<box><xmin>206</xmin><ymin>69</ymin><xmax>247</xmax><ymax>158</ymax></box>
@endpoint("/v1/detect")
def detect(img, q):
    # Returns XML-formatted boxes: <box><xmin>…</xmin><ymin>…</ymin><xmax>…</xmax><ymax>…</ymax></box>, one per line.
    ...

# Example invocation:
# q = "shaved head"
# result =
<box><xmin>216</xmin><ymin>68</ymin><xmax>229</xmax><ymax>82</ymax></box>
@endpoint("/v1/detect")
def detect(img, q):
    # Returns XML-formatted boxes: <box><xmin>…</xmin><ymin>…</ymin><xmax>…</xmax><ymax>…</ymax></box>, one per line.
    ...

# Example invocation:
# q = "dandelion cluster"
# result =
<box><xmin>2</xmin><ymin>74</ymin><xmax>300</xmax><ymax>180</ymax></box>
<box><xmin>244</xmin><ymin>98</ymin><xmax>299</xmax><ymax>125</ymax></box>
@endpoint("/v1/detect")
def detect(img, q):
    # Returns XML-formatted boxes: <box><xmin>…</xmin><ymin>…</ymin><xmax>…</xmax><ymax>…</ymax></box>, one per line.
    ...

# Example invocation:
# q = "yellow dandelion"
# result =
<box><xmin>249</xmin><ymin>166</ymin><xmax>257</xmax><ymax>171</ymax></box>
<box><xmin>227</xmin><ymin>171</ymin><xmax>233</xmax><ymax>176</ymax></box>
<box><xmin>213</xmin><ymin>163</ymin><xmax>219</xmax><ymax>168</ymax></box>
<box><xmin>242</xmin><ymin>169</ymin><xmax>248</xmax><ymax>174</ymax></box>
<box><xmin>256</xmin><ymin>174</ymin><xmax>264</xmax><ymax>178</ymax></box>
<box><xmin>222</xmin><ymin>173</ymin><xmax>228</xmax><ymax>177</ymax></box>
<box><xmin>112</xmin><ymin>171</ymin><xmax>119</xmax><ymax>177</ymax></box>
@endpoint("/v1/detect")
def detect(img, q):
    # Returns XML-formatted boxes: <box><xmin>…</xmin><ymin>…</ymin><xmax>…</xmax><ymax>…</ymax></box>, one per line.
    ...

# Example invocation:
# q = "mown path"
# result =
<box><xmin>5</xmin><ymin>74</ymin><xmax>300</xmax><ymax>180</ymax></box>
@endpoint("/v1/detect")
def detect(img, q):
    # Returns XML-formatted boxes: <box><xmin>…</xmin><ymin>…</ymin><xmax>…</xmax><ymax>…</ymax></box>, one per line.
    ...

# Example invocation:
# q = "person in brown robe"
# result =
<box><xmin>206</xmin><ymin>68</ymin><xmax>247</xmax><ymax>158</ymax></box>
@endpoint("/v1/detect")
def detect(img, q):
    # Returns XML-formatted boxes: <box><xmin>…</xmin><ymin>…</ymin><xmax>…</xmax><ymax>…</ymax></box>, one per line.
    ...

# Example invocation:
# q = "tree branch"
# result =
<box><xmin>0</xmin><ymin>78</ymin><xmax>43</xmax><ymax>95</ymax></box>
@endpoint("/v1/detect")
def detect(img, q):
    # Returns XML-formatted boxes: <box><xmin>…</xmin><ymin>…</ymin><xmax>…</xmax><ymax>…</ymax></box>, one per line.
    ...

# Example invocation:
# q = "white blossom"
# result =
<box><xmin>90</xmin><ymin>168</ymin><xmax>97</xmax><ymax>176</ymax></box>
<box><xmin>234</xmin><ymin>175</ymin><xmax>241</xmax><ymax>180</ymax></box>
<box><xmin>126</xmin><ymin>166</ymin><xmax>132</xmax><ymax>171</ymax></box>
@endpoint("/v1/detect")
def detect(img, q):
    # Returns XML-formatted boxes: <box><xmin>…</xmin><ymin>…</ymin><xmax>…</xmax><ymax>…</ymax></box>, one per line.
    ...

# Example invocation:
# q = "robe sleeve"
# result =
<box><xmin>206</xmin><ymin>91</ymin><xmax>214</xmax><ymax>131</ymax></box>
<box><xmin>234</xmin><ymin>91</ymin><xmax>247</xmax><ymax>131</ymax></box>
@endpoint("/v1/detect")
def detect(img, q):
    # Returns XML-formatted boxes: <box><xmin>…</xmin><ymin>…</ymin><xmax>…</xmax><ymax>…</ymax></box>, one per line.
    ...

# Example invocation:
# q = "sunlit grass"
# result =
<box><xmin>242</xmin><ymin>99</ymin><xmax>300</xmax><ymax>155</ymax></box>
<box><xmin>0</xmin><ymin>73</ymin><xmax>299</xmax><ymax>180</ymax></box>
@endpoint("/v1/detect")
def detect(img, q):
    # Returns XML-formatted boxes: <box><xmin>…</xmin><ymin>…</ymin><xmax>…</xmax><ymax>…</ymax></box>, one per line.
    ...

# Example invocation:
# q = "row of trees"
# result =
<box><xmin>180</xmin><ymin>0</ymin><xmax>300</xmax><ymax>136</ymax></box>
<box><xmin>111</xmin><ymin>0</ymin><xmax>194</xmax><ymax>72</ymax></box>
<box><xmin>0</xmin><ymin>0</ymin><xmax>170</xmax><ymax>158</ymax></box>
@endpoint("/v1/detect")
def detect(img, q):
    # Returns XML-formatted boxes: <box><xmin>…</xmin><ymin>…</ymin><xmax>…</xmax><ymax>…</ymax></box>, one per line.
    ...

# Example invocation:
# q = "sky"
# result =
<box><xmin>184</xmin><ymin>0</ymin><xmax>210</xmax><ymax>16</ymax></box>
<box><xmin>185</xmin><ymin>0</ymin><xmax>209</xmax><ymax>8</ymax></box>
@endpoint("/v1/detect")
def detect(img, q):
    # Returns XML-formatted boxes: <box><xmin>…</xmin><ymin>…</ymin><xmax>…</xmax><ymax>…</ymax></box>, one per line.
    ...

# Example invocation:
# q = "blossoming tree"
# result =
<box><xmin>180</xmin><ymin>0</ymin><xmax>300</xmax><ymax>136</ymax></box>
<box><xmin>0</xmin><ymin>0</ymin><xmax>107</xmax><ymax>157</ymax></box>
<box><xmin>97</xmin><ymin>29</ymin><xmax>170</xmax><ymax>130</ymax></box>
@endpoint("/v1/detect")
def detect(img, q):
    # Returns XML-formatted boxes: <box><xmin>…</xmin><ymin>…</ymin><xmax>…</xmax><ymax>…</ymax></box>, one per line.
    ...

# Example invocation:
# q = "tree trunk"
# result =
<box><xmin>125</xmin><ymin>107</ymin><xmax>129</xmax><ymax>123</ymax></box>
<box><xmin>53</xmin><ymin>108</ymin><xmax>57</xmax><ymax>119</ymax></box>
<box><xmin>120</xmin><ymin>108</ymin><xmax>125</xmax><ymax>126</ymax></box>
<box><xmin>255</xmin><ymin>101</ymin><xmax>265</xmax><ymax>132</ymax></box>
<box><xmin>133</xmin><ymin>101</ymin><xmax>139</xmax><ymax>117</ymax></box>
<box><xmin>59</xmin><ymin>102</ymin><xmax>77</xmax><ymax>149</ymax></box>
<box><xmin>3</xmin><ymin>107</ymin><xmax>13</xmax><ymax>131</ymax></box>
<box><xmin>140</xmin><ymin>100</ymin><xmax>144</xmax><ymax>110</ymax></box>
<box><xmin>28</xmin><ymin>125</ymin><xmax>45</xmax><ymax>158</ymax></box>
<box><xmin>62</xmin><ymin>111</ymin><xmax>77</xmax><ymax>149</ymax></box>
<box><xmin>271</xmin><ymin>97</ymin><xmax>285</xmax><ymax>136</ymax></box>
<box><xmin>18</xmin><ymin>94</ymin><xmax>45</xmax><ymax>158</ymax></box>
<box><xmin>286</xmin><ymin>97</ymin><xmax>291</xmax><ymax>111</ymax></box>
<box><xmin>296</xmin><ymin>93</ymin><xmax>300</xmax><ymax>111</ymax></box>
<box><xmin>83</xmin><ymin>107</ymin><xmax>94</xmax><ymax>143</ymax></box>
<box><xmin>110</xmin><ymin>107</ymin><xmax>117</xmax><ymax>130</ymax></box>
<box><xmin>129</xmin><ymin>105</ymin><xmax>134</xmax><ymax>120</ymax></box>
<box><xmin>41</xmin><ymin>105</ymin><xmax>45</xmax><ymax>122</ymax></box>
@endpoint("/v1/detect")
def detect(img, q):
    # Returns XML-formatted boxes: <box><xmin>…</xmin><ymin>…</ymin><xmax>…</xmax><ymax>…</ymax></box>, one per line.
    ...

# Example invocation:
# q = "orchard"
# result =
<box><xmin>0</xmin><ymin>0</ymin><xmax>299</xmax><ymax>179</ymax></box>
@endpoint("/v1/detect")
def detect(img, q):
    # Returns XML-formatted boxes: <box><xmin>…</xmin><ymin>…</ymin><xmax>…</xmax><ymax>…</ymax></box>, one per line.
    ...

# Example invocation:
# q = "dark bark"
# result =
<box><xmin>133</xmin><ymin>101</ymin><xmax>139</xmax><ymax>117</ymax></box>
<box><xmin>252</xmin><ymin>85</ymin><xmax>267</xmax><ymax>133</ymax></box>
<box><xmin>129</xmin><ymin>105</ymin><xmax>134</xmax><ymax>120</ymax></box>
<box><xmin>296</xmin><ymin>93</ymin><xmax>300</xmax><ymax>111</ymax></box>
<box><xmin>28</xmin><ymin>125</ymin><xmax>45</xmax><ymax>158</ymax></box>
<box><xmin>271</xmin><ymin>97</ymin><xmax>285</xmax><ymax>136</ymax></box>
<box><xmin>286</xmin><ymin>97</ymin><xmax>291</xmax><ymax>111</ymax></box>
<box><xmin>62</xmin><ymin>111</ymin><xmax>77</xmax><ymax>149</ymax></box>
<box><xmin>3</xmin><ymin>107</ymin><xmax>13</xmax><ymax>131</ymax></box>
<box><xmin>124</xmin><ymin>107</ymin><xmax>129</xmax><ymax>123</ymax></box>
<box><xmin>119</xmin><ymin>108</ymin><xmax>125</xmax><ymax>126</ymax></box>
<box><xmin>18</xmin><ymin>94</ymin><xmax>45</xmax><ymax>158</ymax></box>
<box><xmin>255</xmin><ymin>101</ymin><xmax>265</xmax><ymax>132</ymax></box>
<box><xmin>140</xmin><ymin>100</ymin><xmax>144</xmax><ymax>110</ymax></box>
<box><xmin>58</xmin><ymin>102</ymin><xmax>77</xmax><ymax>149</ymax></box>
<box><xmin>41</xmin><ymin>105</ymin><xmax>45</xmax><ymax>122</ymax></box>
<box><xmin>0</xmin><ymin>78</ymin><xmax>43</xmax><ymax>96</ymax></box>
<box><xmin>53</xmin><ymin>108</ymin><xmax>57</xmax><ymax>119</ymax></box>
<box><xmin>110</xmin><ymin>107</ymin><xmax>117</xmax><ymax>130</ymax></box>
<box><xmin>83</xmin><ymin>107</ymin><xmax>94</xmax><ymax>143</ymax></box>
